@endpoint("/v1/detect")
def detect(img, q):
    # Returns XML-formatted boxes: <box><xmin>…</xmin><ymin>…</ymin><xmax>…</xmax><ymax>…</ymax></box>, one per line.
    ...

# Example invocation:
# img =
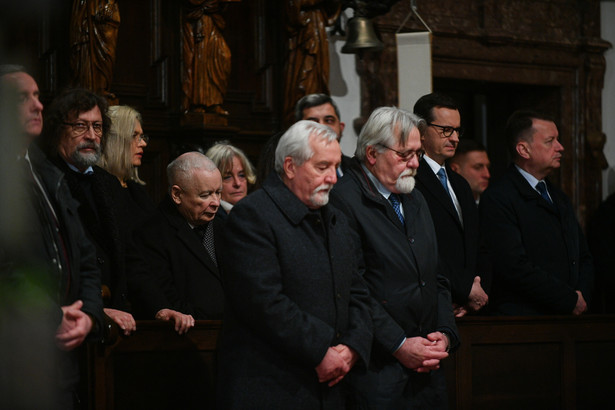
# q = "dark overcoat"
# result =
<box><xmin>217</xmin><ymin>173</ymin><xmax>372</xmax><ymax>410</ymax></box>
<box><xmin>128</xmin><ymin>195</ymin><xmax>224</xmax><ymax>319</ymax></box>
<box><xmin>479</xmin><ymin>165</ymin><xmax>594</xmax><ymax>315</ymax></box>
<box><xmin>330</xmin><ymin>159</ymin><xmax>458</xmax><ymax>362</ymax></box>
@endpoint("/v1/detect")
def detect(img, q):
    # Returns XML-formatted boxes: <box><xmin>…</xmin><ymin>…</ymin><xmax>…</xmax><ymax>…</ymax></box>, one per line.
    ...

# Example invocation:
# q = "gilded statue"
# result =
<box><xmin>284</xmin><ymin>0</ymin><xmax>342</xmax><ymax>124</ymax></box>
<box><xmin>70</xmin><ymin>0</ymin><xmax>120</xmax><ymax>103</ymax></box>
<box><xmin>182</xmin><ymin>0</ymin><xmax>236</xmax><ymax>126</ymax></box>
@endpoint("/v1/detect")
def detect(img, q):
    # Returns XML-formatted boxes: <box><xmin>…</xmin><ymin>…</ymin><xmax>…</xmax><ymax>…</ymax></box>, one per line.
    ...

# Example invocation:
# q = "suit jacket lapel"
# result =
<box><xmin>162</xmin><ymin>197</ymin><xmax>221</xmax><ymax>278</ymax></box>
<box><xmin>418</xmin><ymin>160</ymin><xmax>461</xmax><ymax>225</ymax></box>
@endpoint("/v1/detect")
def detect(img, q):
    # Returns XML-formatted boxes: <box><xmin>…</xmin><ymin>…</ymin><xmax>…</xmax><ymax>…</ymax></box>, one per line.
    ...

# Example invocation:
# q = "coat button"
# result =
<box><xmin>420</xmin><ymin>281</ymin><xmax>426</xmax><ymax>287</ymax></box>
<box><xmin>409</xmin><ymin>238</ymin><xmax>415</xmax><ymax>244</ymax></box>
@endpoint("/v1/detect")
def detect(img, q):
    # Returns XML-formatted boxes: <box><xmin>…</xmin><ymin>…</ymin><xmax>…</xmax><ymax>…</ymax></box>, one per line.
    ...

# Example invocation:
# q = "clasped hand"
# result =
<box><xmin>315</xmin><ymin>344</ymin><xmax>358</xmax><ymax>387</ymax></box>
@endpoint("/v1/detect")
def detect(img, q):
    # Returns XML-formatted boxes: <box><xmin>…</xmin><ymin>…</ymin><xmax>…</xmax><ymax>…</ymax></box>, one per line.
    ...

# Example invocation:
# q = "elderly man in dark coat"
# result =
<box><xmin>217</xmin><ymin>120</ymin><xmax>372</xmax><ymax>409</ymax></box>
<box><xmin>330</xmin><ymin>106</ymin><xmax>459</xmax><ymax>409</ymax></box>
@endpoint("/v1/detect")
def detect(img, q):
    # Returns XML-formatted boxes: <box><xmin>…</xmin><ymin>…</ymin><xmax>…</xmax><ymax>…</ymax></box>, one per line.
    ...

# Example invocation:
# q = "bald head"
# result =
<box><xmin>168</xmin><ymin>152</ymin><xmax>222</xmax><ymax>226</ymax></box>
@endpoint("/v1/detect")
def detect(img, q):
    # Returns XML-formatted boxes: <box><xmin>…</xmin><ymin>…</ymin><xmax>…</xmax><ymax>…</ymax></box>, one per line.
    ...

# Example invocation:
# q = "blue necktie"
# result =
<box><xmin>536</xmin><ymin>181</ymin><xmax>553</xmax><ymax>205</ymax></box>
<box><xmin>388</xmin><ymin>193</ymin><xmax>405</xmax><ymax>225</ymax></box>
<box><xmin>437</xmin><ymin>168</ymin><xmax>450</xmax><ymax>195</ymax></box>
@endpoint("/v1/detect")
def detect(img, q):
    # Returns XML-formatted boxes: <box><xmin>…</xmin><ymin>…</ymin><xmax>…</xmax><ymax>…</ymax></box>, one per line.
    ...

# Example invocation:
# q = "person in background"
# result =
<box><xmin>100</xmin><ymin>105</ymin><xmax>155</xmax><ymax>216</ymax></box>
<box><xmin>449</xmin><ymin>139</ymin><xmax>491</xmax><ymax>205</ymax></box>
<box><xmin>39</xmin><ymin>88</ymin><xmax>136</xmax><ymax>336</ymax></box>
<box><xmin>205</xmin><ymin>140</ymin><xmax>256</xmax><ymax>217</ymax></box>
<box><xmin>414</xmin><ymin>92</ymin><xmax>489</xmax><ymax>317</ymax></box>
<box><xmin>480</xmin><ymin>110</ymin><xmax>593</xmax><ymax>315</ymax></box>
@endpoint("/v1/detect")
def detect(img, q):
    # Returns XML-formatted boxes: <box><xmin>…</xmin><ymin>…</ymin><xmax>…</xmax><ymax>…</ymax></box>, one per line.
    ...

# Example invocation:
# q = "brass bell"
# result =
<box><xmin>341</xmin><ymin>17</ymin><xmax>384</xmax><ymax>54</ymax></box>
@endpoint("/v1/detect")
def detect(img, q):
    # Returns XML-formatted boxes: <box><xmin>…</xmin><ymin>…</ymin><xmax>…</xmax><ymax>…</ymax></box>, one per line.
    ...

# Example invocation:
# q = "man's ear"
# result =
<box><xmin>450</xmin><ymin>162</ymin><xmax>460</xmax><ymax>173</ymax></box>
<box><xmin>516</xmin><ymin>141</ymin><xmax>531</xmax><ymax>160</ymax></box>
<box><xmin>170</xmin><ymin>185</ymin><xmax>182</xmax><ymax>205</ymax></box>
<box><xmin>339</xmin><ymin>121</ymin><xmax>345</xmax><ymax>135</ymax></box>
<box><xmin>365</xmin><ymin>145</ymin><xmax>378</xmax><ymax>166</ymax></box>
<box><xmin>283</xmin><ymin>157</ymin><xmax>295</xmax><ymax>180</ymax></box>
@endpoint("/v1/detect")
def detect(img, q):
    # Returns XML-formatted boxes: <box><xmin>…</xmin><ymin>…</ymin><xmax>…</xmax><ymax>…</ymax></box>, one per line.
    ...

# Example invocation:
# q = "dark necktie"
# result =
<box><xmin>536</xmin><ymin>181</ymin><xmax>553</xmax><ymax>205</ymax></box>
<box><xmin>195</xmin><ymin>223</ymin><xmax>217</xmax><ymax>267</ymax></box>
<box><xmin>388</xmin><ymin>193</ymin><xmax>405</xmax><ymax>225</ymax></box>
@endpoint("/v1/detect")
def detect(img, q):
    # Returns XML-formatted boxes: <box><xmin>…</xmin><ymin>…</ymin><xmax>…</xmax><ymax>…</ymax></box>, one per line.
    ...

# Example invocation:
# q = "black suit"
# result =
<box><xmin>330</xmin><ymin>159</ymin><xmax>458</xmax><ymax>408</ymax></box>
<box><xmin>217</xmin><ymin>173</ymin><xmax>372</xmax><ymax>409</ymax></box>
<box><xmin>479</xmin><ymin>165</ymin><xmax>593</xmax><ymax>315</ymax></box>
<box><xmin>128</xmin><ymin>195</ymin><xmax>224</xmax><ymax>319</ymax></box>
<box><xmin>415</xmin><ymin>159</ymin><xmax>483</xmax><ymax>305</ymax></box>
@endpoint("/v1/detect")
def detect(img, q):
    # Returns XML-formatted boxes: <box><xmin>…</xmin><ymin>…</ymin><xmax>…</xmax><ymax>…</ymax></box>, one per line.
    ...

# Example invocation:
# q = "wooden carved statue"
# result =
<box><xmin>182</xmin><ymin>0</ymin><xmax>237</xmax><ymax>127</ymax></box>
<box><xmin>70</xmin><ymin>0</ymin><xmax>120</xmax><ymax>103</ymax></box>
<box><xmin>284</xmin><ymin>0</ymin><xmax>342</xmax><ymax>125</ymax></box>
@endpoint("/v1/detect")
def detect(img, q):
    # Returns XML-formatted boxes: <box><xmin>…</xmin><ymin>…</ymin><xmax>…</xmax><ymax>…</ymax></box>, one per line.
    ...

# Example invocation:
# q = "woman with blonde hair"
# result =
<box><xmin>206</xmin><ymin>140</ymin><xmax>256</xmax><ymax>217</ymax></box>
<box><xmin>100</xmin><ymin>105</ymin><xmax>154</xmax><ymax>212</ymax></box>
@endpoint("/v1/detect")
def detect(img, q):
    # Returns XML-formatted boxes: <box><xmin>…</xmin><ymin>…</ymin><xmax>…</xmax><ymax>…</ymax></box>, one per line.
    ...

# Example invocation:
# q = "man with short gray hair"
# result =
<box><xmin>128</xmin><ymin>152</ymin><xmax>224</xmax><ymax>332</ymax></box>
<box><xmin>330</xmin><ymin>106</ymin><xmax>458</xmax><ymax>409</ymax></box>
<box><xmin>217</xmin><ymin>120</ymin><xmax>372</xmax><ymax>409</ymax></box>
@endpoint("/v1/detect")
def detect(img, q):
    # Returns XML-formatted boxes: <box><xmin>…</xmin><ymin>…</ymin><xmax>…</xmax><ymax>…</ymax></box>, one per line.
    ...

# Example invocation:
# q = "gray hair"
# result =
<box><xmin>205</xmin><ymin>140</ymin><xmax>257</xmax><ymax>185</ymax></box>
<box><xmin>294</xmin><ymin>93</ymin><xmax>341</xmax><ymax>122</ymax></box>
<box><xmin>355</xmin><ymin>106</ymin><xmax>426</xmax><ymax>161</ymax></box>
<box><xmin>0</xmin><ymin>64</ymin><xmax>27</xmax><ymax>77</ymax></box>
<box><xmin>274</xmin><ymin>120</ymin><xmax>338</xmax><ymax>175</ymax></box>
<box><xmin>167</xmin><ymin>151</ymin><xmax>218</xmax><ymax>190</ymax></box>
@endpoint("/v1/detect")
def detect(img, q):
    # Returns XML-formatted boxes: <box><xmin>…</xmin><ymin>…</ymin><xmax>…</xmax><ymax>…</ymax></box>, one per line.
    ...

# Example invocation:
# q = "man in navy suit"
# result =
<box><xmin>414</xmin><ymin>92</ymin><xmax>489</xmax><ymax>317</ymax></box>
<box><xmin>480</xmin><ymin>110</ymin><xmax>593</xmax><ymax>315</ymax></box>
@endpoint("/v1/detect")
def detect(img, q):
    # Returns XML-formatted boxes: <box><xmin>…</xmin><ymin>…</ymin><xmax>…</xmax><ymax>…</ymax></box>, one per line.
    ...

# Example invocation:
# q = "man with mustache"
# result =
<box><xmin>217</xmin><ymin>121</ymin><xmax>372</xmax><ymax>409</ymax></box>
<box><xmin>330</xmin><ymin>107</ymin><xmax>458</xmax><ymax>409</ymax></box>
<box><xmin>39</xmin><ymin>88</ymin><xmax>137</xmax><ymax>336</ymax></box>
<box><xmin>414</xmin><ymin>92</ymin><xmax>489</xmax><ymax>318</ymax></box>
<box><xmin>480</xmin><ymin>110</ymin><xmax>593</xmax><ymax>315</ymax></box>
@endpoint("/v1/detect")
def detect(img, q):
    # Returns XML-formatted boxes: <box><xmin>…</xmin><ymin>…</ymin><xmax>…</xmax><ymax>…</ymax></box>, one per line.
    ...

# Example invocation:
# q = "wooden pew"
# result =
<box><xmin>444</xmin><ymin>315</ymin><xmax>615</xmax><ymax>410</ymax></box>
<box><xmin>87</xmin><ymin>316</ymin><xmax>615</xmax><ymax>409</ymax></box>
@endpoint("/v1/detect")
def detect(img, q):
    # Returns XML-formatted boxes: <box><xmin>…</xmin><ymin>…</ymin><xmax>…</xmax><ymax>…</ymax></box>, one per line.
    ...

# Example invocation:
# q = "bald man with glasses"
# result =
<box><xmin>414</xmin><ymin>92</ymin><xmax>489</xmax><ymax>318</ymax></box>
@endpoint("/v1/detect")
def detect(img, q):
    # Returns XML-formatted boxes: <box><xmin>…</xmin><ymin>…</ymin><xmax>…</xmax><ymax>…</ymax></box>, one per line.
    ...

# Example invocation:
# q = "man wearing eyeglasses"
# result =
<box><xmin>414</xmin><ymin>92</ymin><xmax>489</xmax><ymax>318</ymax></box>
<box><xmin>39</xmin><ymin>88</ymin><xmax>139</xmax><ymax>337</ymax></box>
<box><xmin>330</xmin><ymin>106</ymin><xmax>458</xmax><ymax>409</ymax></box>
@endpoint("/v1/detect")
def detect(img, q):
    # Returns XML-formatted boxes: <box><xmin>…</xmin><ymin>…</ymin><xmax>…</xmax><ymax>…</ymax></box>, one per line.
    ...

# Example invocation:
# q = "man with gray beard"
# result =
<box><xmin>39</xmin><ymin>88</ymin><xmax>137</xmax><ymax>336</ymax></box>
<box><xmin>330</xmin><ymin>106</ymin><xmax>458</xmax><ymax>409</ymax></box>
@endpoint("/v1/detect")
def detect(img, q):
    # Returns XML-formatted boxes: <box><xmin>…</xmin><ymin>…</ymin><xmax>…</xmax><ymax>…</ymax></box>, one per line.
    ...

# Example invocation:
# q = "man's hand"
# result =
<box><xmin>467</xmin><ymin>276</ymin><xmax>489</xmax><ymax>312</ymax></box>
<box><xmin>155</xmin><ymin>308</ymin><xmax>195</xmax><ymax>334</ymax></box>
<box><xmin>104</xmin><ymin>308</ymin><xmax>137</xmax><ymax>336</ymax></box>
<box><xmin>331</xmin><ymin>344</ymin><xmax>359</xmax><ymax>369</ymax></box>
<box><xmin>572</xmin><ymin>290</ymin><xmax>587</xmax><ymax>316</ymax></box>
<box><xmin>453</xmin><ymin>303</ymin><xmax>468</xmax><ymax>318</ymax></box>
<box><xmin>56</xmin><ymin>300</ymin><xmax>94</xmax><ymax>351</ymax></box>
<box><xmin>392</xmin><ymin>336</ymin><xmax>449</xmax><ymax>373</ymax></box>
<box><xmin>315</xmin><ymin>346</ymin><xmax>350</xmax><ymax>387</ymax></box>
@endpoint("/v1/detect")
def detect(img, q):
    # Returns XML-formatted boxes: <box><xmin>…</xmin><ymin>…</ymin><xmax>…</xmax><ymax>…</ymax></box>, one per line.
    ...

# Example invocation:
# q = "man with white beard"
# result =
<box><xmin>217</xmin><ymin>120</ymin><xmax>372</xmax><ymax>409</ymax></box>
<box><xmin>330</xmin><ymin>106</ymin><xmax>458</xmax><ymax>409</ymax></box>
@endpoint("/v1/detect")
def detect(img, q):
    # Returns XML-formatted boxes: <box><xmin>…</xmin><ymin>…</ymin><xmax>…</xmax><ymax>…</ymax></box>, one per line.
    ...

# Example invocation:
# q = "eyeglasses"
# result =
<box><xmin>428</xmin><ymin>123</ymin><xmax>464</xmax><ymax>138</ymax></box>
<box><xmin>63</xmin><ymin>121</ymin><xmax>103</xmax><ymax>137</ymax></box>
<box><xmin>134</xmin><ymin>133</ymin><xmax>150</xmax><ymax>144</ymax></box>
<box><xmin>378</xmin><ymin>143</ymin><xmax>424</xmax><ymax>161</ymax></box>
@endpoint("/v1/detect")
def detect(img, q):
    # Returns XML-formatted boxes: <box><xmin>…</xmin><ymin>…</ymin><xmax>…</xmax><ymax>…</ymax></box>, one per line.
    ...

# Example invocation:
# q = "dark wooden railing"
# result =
<box><xmin>86</xmin><ymin>316</ymin><xmax>615</xmax><ymax>410</ymax></box>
